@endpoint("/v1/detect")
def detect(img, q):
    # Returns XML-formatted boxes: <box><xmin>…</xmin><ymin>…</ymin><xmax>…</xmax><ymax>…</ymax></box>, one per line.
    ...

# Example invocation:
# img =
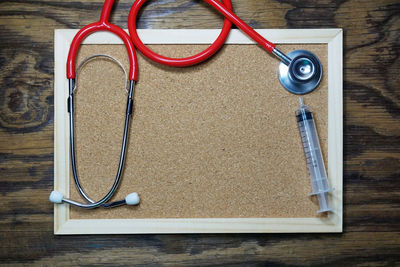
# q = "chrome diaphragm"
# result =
<box><xmin>278</xmin><ymin>50</ymin><xmax>323</xmax><ymax>95</ymax></box>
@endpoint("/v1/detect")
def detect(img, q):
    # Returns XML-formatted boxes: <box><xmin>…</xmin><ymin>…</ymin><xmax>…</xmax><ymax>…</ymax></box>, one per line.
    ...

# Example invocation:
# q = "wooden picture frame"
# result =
<box><xmin>54</xmin><ymin>29</ymin><xmax>343</xmax><ymax>234</ymax></box>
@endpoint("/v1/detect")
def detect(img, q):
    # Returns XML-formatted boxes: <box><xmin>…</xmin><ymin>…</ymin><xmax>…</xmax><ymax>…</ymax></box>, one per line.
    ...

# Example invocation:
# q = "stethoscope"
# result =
<box><xmin>50</xmin><ymin>0</ymin><xmax>323</xmax><ymax>209</ymax></box>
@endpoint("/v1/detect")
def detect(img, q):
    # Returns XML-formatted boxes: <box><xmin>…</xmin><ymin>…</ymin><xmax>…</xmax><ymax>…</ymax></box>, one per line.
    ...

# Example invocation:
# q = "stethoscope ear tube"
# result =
<box><xmin>56</xmin><ymin>0</ymin><xmax>140</xmax><ymax>209</ymax></box>
<box><xmin>52</xmin><ymin>79</ymin><xmax>140</xmax><ymax>209</ymax></box>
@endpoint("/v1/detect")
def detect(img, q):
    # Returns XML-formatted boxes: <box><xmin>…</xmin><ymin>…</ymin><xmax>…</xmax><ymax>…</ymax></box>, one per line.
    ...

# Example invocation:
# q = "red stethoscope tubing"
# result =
<box><xmin>66</xmin><ymin>0</ymin><xmax>138</xmax><ymax>81</ymax></box>
<box><xmin>128</xmin><ymin>0</ymin><xmax>276</xmax><ymax>67</ymax></box>
<box><xmin>128</xmin><ymin>0</ymin><xmax>233</xmax><ymax>67</ymax></box>
<box><xmin>202</xmin><ymin>0</ymin><xmax>275</xmax><ymax>53</ymax></box>
<box><xmin>67</xmin><ymin>0</ymin><xmax>278</xmax><ymax>79</ymax></box>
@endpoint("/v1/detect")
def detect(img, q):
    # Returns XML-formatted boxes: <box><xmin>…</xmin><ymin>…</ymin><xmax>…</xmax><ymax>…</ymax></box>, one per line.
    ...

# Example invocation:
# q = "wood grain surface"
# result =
<box><xmin>0</xmin><ymin>0</ymin><xmax>399</xmax><ymax>265</ymax></box>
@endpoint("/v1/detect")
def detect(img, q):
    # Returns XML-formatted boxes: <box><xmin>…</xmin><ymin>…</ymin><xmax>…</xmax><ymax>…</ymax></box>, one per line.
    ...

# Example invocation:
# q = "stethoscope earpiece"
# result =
<box><xmin>278</xmin><ymin>50</ymin><xmax>323</xmax><ymax>95</ymax></box>
<box><xmin>49</xmin><ymin>190</ymin><xmax>64</xmax><ymax>204</ymax></box>
<box><xmin>125</xmin><ymin>192</ymin><xmax>140</xmax><ymax>205</ymax></box>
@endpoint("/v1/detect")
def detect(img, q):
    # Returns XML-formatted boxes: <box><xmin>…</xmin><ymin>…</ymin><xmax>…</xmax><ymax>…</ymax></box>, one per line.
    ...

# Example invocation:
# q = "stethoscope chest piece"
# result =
<box><xmin>278</xmin><ymin>50</ymin><xmax>322</xmax><ymax>95</ymax></box>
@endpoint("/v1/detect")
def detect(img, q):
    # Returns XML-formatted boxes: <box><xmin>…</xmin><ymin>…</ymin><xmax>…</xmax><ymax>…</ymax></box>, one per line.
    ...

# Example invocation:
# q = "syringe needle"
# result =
<box><xmin>298</xmin><ymin>96</ymin><xmax>304</xmax><ymax>107</ymax></box>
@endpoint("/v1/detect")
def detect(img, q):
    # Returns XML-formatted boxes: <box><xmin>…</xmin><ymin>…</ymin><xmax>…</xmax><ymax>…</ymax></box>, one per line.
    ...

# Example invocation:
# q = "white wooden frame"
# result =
<box><xmin>54</xmin><ymin>29</ymin><xmax>343</xmax><ymax>234</ymax></box>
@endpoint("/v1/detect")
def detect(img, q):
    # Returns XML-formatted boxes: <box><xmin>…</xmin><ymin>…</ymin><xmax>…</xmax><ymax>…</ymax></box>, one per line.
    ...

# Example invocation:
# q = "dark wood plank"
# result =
<box><xmin>0</xmin><ymin>0</ymin><xmax>399</xmax><ymax>265</ymax></box>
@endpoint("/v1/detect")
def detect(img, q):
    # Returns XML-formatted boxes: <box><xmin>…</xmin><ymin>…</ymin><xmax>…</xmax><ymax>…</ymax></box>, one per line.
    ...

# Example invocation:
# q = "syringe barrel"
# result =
<box><xmin>296</xmin><ymin>99</ymin><xmax>332</xmax><ymax>213</ymax></box>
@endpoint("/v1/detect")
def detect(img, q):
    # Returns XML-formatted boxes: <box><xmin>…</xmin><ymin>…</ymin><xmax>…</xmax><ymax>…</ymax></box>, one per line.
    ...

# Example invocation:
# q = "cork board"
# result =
<box><xmin>54</xmin><ymin>29</ymin><xmax>343</xmax><ymax>234</ymax></box>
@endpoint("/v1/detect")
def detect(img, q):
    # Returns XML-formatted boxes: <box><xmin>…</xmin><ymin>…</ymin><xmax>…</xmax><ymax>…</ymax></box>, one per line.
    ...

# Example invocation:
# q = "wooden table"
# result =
<box><xmin>1</xmin><ymin>0</ymin><xmax>399</xmax><ymax>265</ymax></box>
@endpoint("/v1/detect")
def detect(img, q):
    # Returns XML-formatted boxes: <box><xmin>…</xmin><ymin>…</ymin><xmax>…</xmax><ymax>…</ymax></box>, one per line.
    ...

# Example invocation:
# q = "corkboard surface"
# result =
<box><xmin>70</xmin><ymin>43</ymin><xmax>328</xmax><ymax>219</ymax></box>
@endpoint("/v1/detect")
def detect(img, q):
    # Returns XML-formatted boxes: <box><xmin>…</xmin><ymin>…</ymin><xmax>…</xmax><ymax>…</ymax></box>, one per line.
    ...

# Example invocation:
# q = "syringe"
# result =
<box><xmin>296</xmin><ymin>97</ymin><xmax>333</xmax><ymax>213</ymax></box>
